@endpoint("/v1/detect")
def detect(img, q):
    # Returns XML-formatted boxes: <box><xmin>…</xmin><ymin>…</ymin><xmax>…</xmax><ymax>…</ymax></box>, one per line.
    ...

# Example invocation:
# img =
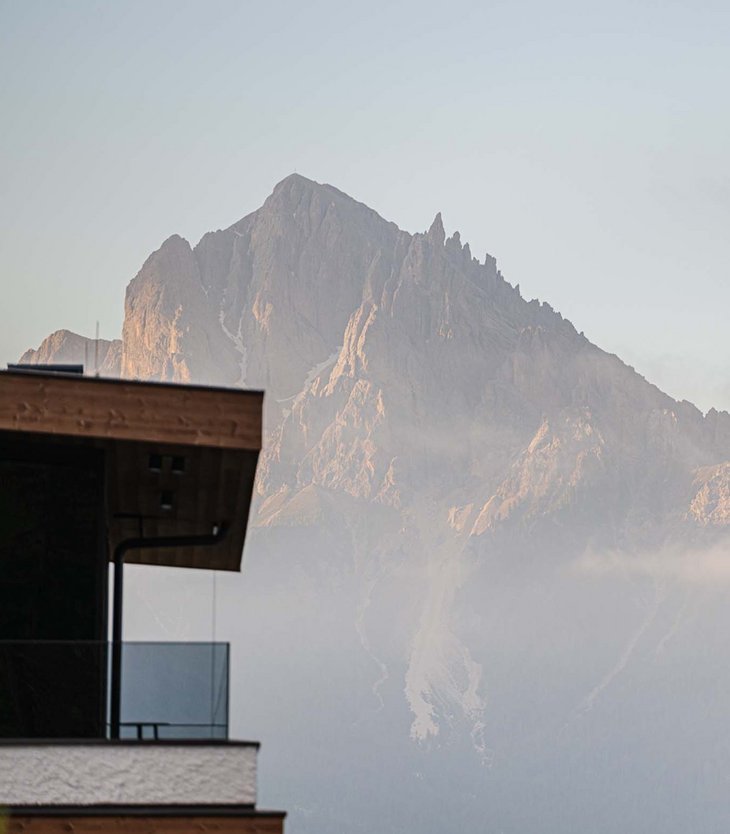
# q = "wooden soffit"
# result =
<box><xmin>0</xmin><ymin>370</ymin><xmax>264</xmax><ymax>572</ymax></box>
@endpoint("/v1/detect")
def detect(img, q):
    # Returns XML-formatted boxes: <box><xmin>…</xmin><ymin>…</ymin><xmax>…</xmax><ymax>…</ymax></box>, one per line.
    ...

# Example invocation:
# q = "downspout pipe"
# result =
<box><xmin>109</xmin><ymin>524</ymin><xmax>228</xmax><ymax>740</ymax></box>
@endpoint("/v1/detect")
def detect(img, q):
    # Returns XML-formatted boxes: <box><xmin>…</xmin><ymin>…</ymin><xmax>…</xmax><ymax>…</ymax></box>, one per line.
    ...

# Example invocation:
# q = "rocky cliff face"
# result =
<box><xmin>36</xmin><ymin>172</ymin><xmax>724</xmax><ymax>544</ymax></box>
<box><xmin>22</xmin><ymin>175</ymin><xmax>730</xmax><ymax>834</ymax></box>
<box><xmin>20</xmin><ymin>329</ymin><xmax>122</xmax><ymax>376</ymax></box>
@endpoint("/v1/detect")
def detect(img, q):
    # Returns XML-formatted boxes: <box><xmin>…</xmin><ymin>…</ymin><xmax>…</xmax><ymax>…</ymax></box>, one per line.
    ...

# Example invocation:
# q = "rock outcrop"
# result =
<box><xmin>20</xmin><ymin>329</ymin><xmax>122</xmax><ymax>376</ymax></box>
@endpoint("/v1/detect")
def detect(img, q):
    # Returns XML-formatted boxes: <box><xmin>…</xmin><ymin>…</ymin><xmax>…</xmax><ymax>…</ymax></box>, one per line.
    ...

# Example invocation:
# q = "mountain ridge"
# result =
<box><xmin>18</xmin><ymin>174</ymin><xmax>730</xmax><ymax>833</ymax></box>
<box><xmin>19</xmin><ymin>174</ymin><xmax>723</xmax><ymax>409</ymax></box>
<box><xmin>21</xmin><ymin>174</ymin><xmax>730</xmax><ymax>540</ymax></box>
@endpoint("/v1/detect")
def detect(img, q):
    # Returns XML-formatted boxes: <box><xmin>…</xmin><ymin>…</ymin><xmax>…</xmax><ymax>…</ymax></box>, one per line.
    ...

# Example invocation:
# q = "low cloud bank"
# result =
<box><xmin>574</xmin><ymin>540</ymin><xmax>730</xmax><ymax>584</ymax></box>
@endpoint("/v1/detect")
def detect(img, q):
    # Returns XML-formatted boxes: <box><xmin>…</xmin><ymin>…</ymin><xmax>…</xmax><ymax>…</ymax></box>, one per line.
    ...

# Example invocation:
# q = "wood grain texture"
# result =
<box><xmin>7</xmin><ymin>815</ymin><xmax>284</xmax><ymax>834</ymax></box>
<box><xmin>0</xmin><ymin>372</ymin><xmax>263</xmax><ymax>451</ymax></box>
<box><xmin>0</xmin><ymin>370</ymin><xmax>263</xmax><ymax>572</ymax></box>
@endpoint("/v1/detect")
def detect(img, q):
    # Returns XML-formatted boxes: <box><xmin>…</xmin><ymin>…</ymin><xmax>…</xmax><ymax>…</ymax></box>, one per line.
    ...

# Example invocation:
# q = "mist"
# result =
<box><xmin>118</xmin><ymin>508</ymin><xmax>730</xmax><ymax>834</ymax></box>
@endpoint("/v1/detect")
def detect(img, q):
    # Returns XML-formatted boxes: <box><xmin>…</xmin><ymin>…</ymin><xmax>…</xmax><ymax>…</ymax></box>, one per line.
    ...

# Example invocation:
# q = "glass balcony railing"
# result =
<box><xmin>0</xmin><ymin>641</ymin><xmax>229</xmax><ymax>740</ymax></box>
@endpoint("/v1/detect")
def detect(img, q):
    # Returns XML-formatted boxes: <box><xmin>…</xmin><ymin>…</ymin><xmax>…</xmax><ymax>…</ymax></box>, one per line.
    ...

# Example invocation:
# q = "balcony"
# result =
<box><xmin>0</xmin><ymin>641</ymin><xmax>229</xmax><ymax>740</ymax></box>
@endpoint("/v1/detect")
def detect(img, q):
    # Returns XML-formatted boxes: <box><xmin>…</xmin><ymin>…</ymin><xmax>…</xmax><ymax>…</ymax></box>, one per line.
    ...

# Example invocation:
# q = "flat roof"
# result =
<box><xmin>0</xmin><ymin>370</ymin><xmax>263</xmax><ymax>572</ymax></box>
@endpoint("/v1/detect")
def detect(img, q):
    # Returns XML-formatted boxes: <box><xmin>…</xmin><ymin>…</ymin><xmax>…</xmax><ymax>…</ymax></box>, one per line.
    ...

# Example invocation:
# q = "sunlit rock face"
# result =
<box><xmin>20</xmin><ymin>329</ymin><xmax>121</xmax><ymax>376</ymax></box>
<box><xmin>23</xmin><ymin>174</ymin><xmax>730</xmax><ymax>834</ymax></box>
<box><xmin>120</xmin><ymin>175</ymin><xmax>406</xmax><ymax>399</ymax></box>
<box><xmin>689</xmin><ymin>463</ymin><xmax>730</xmax><ymax>526</ymax></box>
<box><xmin>102</xmin><ymin>173</ymin><xmax>730</xmax><ymax>543</ymax></box>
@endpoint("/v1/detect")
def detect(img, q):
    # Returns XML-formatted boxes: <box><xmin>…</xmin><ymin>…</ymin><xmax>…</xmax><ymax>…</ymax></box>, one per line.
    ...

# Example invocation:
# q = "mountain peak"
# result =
<box><xmin>261</xmin><ymin>174</ymin><xmax>398</xmax><ymax>239</ymax></box>
<box><xmin>20</xmin><ymin>329</ymin><xmax>122</xmax><ymax>376</ymax></box>
<box><xmin>427</xmin><ymin>212</ymin><xmax>445</xmax><ymax>246</ymax></box>
<box><xmin>272</xmin><ymin>172</ymin><xmax>319</xmax><ymax>193</ymax></box>
<box><xmin>266</xmin><ymin>172</ymin><xmax>350</xmax><ymax>211</ymax></box>
<box><xmin>157</xmin><ymin>233</ymin><xmax>192</xmax><ymax>253</ymax></box>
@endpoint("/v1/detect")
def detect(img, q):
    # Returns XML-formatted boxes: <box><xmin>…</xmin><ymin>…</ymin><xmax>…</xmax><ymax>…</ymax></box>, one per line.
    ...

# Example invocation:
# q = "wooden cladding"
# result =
<box><xmin>0</xmin><ymin>372</ymin><xmax>263</xmax><ymax>451</ymax></box>
<box><xmin>0</xmin><ymin>372</ymin><xmax>264</xmax><ymax>572</ymax></box>
<box><xmin>107</xmin><ymin>443</ymin><xmax>258</xmax><ymax>572</ymax></box>
<box><xmin>7</xmin><ymin>814</ymin><xmax>284</xmax><ymax>834</ymax></box>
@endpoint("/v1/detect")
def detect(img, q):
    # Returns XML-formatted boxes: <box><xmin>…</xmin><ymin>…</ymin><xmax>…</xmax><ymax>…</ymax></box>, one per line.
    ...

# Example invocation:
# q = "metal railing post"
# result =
<box><xmin>110</xmin><ymin>547</ymin><xmax>124</xmax><ymax>739</ymax></box>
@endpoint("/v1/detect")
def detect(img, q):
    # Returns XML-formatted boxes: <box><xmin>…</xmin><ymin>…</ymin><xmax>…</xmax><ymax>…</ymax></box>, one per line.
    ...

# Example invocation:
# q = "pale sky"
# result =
<box><xmin>2</xmin><ymin>0</ymin><xmax>729</xmax><ymax>410</ymax></box>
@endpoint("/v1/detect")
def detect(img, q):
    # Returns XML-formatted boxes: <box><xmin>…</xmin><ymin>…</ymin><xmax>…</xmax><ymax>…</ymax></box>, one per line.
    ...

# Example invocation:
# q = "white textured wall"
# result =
<box><xmin>0</xmin><ymin>743</ymin><xmax>257</xmax><ymax>805</ymax></box>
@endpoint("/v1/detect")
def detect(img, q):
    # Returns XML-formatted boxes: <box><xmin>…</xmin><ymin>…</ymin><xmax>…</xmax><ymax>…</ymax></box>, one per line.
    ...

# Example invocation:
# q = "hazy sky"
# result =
<box><xmin>2</xmin><ymin>0</ymin><xmax>729</xmax><ymax>410</ymax></box>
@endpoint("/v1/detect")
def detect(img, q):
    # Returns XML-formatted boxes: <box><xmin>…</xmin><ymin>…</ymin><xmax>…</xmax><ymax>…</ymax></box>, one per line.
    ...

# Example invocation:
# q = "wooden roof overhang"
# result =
<box><xmin>0</xmin><ymin>370</ymin><xmax>263</xmax><ymax>572</ymax></box>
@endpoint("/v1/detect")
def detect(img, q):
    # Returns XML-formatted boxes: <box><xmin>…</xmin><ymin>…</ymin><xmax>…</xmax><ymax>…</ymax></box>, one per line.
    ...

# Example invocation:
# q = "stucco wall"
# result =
<box><xmin>0</xmin><ymin>743</ymin><xmax>257</xmax><ymax>805</ymax></box>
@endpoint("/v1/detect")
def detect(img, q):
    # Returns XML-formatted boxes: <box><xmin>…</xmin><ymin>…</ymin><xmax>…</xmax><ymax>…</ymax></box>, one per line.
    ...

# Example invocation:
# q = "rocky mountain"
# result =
<box><xmin>22</xmin><ymin>174</ymin><xmax>730</xmax><ymax>834</ymax></box>
<box><xmin>21</xmin><ymin>329</ymin><xmax>121</xmax><ymax>376</ymax></box>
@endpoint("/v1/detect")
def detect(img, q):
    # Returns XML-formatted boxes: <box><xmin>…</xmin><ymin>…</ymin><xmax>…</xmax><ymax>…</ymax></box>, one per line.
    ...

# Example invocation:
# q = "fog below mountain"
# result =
<box><xmin>123</xmin><ymin>539</ymin><xmax>730</xmax><ymax>833</ymax></box>
<box><xmin>26</xmin><ymin>174</ymin><xmax>730</xmax><ymax>833</ymax></box>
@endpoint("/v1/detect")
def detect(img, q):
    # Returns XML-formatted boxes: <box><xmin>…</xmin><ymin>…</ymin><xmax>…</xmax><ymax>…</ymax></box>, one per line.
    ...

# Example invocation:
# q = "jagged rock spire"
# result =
<box><xmin>445</xmin><ymin>230</ymin><xmax>462</xmax><ymax>252</ymax></box>
<box><xmin>427</xmin><ymin>212</ymin><xmax>445</xmax><ymax>247</ymax></box>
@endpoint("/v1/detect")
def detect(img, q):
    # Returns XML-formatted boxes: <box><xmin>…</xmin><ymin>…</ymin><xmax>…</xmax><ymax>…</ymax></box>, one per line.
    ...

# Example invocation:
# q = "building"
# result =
<box><xmin>0</xmin><ymin>366</ymin><xmax>285</xmax><ymax>833</ymax></box>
